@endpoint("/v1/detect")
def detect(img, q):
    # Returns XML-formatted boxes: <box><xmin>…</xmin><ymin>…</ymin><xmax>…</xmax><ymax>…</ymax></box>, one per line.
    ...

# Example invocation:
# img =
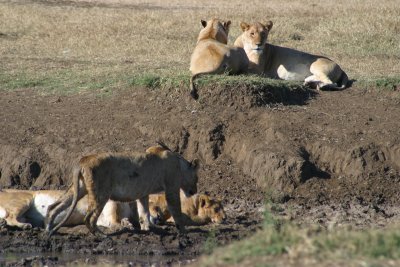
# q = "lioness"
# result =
<box><xmin>45</xmin><ymin>143</ymin><xmax>199</xmax><ymax>236</ymax></box>
<box><xmin>149</xmin><ymin>190</ymin><xmax>226</xmax><ymax>226</ymax></box>
<box><xmin>234</xmin><ymin>21</ymin><xmax>348</xmax><ymax>90</ymax></box>
<box><xmin>190</xmin><ymin>18</ymin><xmax>249</xmax><ymax>99</ymax></box>
<box><xmin>0</xmin><ymin>189</ymin><xmax>135</xmax><ymax>230</ymax></box>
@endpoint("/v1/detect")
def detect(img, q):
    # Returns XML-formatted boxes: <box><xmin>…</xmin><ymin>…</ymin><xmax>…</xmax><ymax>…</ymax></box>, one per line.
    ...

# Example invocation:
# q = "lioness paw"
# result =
<box><xmin>120</xmin><ymin>218</ymin><xmax>134</xmax><ymax>230</ymax></box>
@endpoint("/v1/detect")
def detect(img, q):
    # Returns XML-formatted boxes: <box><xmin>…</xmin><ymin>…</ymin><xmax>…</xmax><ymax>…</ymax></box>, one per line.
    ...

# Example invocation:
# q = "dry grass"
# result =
<box><xmin>0</xmin><ymin>0</ymin><xmax>399</xmax><ymax>92</ymax></box>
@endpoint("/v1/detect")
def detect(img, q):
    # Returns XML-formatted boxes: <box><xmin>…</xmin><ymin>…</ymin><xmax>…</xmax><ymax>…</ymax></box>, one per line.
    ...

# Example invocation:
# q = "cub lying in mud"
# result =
<box><xmin>46</xmin><ymin>143</ymin><xmax>199</xmax><ymax>236</ymax></box>
<box><xmin>0</xmin><ymin>189</ymin><xmax>135</xmax><ymax>230</ymax></box>
<box><xmin>149</xmin><ymin>190</ymin><xmax>226</xmax><ymax>226</ymax></box>
<box><xmin>234</xmin><ymin>21</ymin><xmax>348</xmax><ymax>90</ymax></box>
<box><xmin>190</xmin><ymin>18</ymin><xmax>249</xmax><ymax>99</ymax></box>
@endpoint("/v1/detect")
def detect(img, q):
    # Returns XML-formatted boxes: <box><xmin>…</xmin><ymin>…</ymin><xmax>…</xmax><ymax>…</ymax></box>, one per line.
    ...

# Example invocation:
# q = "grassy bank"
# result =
<box><xmin>1</xmin><ymin>0</ymin><xmax>399</xmax><ymax>94</ymax></box>
<box><xmin>198</xmin><ymin>208</ymin><xmax>400</xmax><ymax>267</ymax></box>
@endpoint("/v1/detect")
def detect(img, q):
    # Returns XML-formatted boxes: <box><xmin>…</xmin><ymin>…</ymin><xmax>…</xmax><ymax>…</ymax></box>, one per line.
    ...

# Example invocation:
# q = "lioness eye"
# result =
<box><xmin>214</xmin><ymin>207</ymin><xmax>219</xmax><ymax>212</ymax></box>
<box><xmin>250</xmin><ymin>32</ymin><xmax>255</xmax><ymax>36</ymax></box>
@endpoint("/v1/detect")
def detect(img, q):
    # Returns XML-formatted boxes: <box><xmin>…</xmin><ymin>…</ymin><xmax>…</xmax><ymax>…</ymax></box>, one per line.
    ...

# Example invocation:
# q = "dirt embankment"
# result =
<box><xmin>1</xmin><ymin>84</ymin><xmax>400</xmax><ymax>265</ymax></box>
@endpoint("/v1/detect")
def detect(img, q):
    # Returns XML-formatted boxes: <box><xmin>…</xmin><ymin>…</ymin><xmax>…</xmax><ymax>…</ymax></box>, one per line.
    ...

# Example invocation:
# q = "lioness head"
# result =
<box><xmin>197</xmin><ymin>18</ymin><xmax>231</xmax><ymax>44</ymax></box>
<box><xmin>239</xmin><ymin>21</ymin><xmax>273</xmax><ymax>53</ymax></box>
<box><xmin>198</xmin><ymin>194</ymin><xmax>226</xmax><ymax>224</ymax></box>
<box><xmin>146</xmin><ymin>144</ymin><xmax>200</xmax><ymax>197</ymax></box>
<box><xmin>179</xmin><ymin>158</ymin><xmax>200</xmax><ymax>197</ymax></box>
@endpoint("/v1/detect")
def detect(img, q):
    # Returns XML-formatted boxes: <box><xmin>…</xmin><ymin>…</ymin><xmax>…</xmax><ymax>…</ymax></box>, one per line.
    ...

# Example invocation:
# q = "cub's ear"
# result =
<box><xmin>199</xmin><ymin>195</ymin><xmax>209</xmax><ymax>208</ymax></box>
<box><xmin>264</xmin><ymin>20</ymin><xmax>273</xmax><ymax>31</ymax></box>
<box><xmin>223</xmin><ymin>20</ymin><xmax>231</xmax><ymax>30</ymax></box>
<box><xmin>201</xmin><ymin>20</ymin><xmax>207</xmax><ymax>28</ymax></box>
<box><xmin>240</xmin><ymin>22</ymin><xmax>250</xmax><ymax>32</ymax></box>
<box><xmin>190</xmin><ymin>158</ymin><xmax>200</xmax><ymax>170</ymax></box>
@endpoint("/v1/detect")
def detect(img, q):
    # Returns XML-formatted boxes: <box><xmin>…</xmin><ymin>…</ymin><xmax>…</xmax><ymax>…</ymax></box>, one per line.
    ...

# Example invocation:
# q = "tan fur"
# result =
<box><xmin>189</xmin><ymin>18</ymin><xmax>249</xmax><ymax>99</ymax></box>
<box><xmin>234</xmin><ymin>21</ymin><xmax>348</xmax><ymax>90</ymax></box>
<box><xmin>45</xmin><ymin>148</ymin><xmax>199</xmax><ymax>236</ymax></box>
<box><xmin>0</xmin><ymin>189</ymin><xmax>135</xmax><ymax>230</ymax></box>
<box><xmin>149</xmin><ymin>190</ymin><xmax>226</xmax><ymax>226</ymax></box>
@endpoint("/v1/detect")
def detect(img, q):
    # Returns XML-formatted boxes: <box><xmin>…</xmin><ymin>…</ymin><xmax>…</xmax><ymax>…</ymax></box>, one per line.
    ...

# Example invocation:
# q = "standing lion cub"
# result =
<box><xmin>234</xmin><ymin>21</ymin><xmax>348</xmax><ymax>90</ymax></box>
<box><xmin>189</xmin><ymin>18</ymin><xmax>249</xmax><ymax>99</ymax></box>
<box><xmin>45</xmin><ymin>143</ymin><xmax>199</xmax><ymax>237</ymax></box>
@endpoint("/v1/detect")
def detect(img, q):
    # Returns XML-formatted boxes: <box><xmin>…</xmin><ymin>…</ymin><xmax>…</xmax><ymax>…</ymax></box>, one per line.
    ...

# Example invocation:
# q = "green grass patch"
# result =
<box><xmin>1</xmin><ymin>69</ymin><xmax>309</xmax><ymax>97</ymax></box>
<box><xmin>203</xmin><ymin>228</ymin><xmax>218</xmax><ymax>255</ymax></box>
<box><xmin>357</xmin><ymin>76</ymin><xmax>400</xmax><ymax>91</ymax></box>
<box><xmin>373</xmin><ymin>77</ymin><xmax>400</xmax><ymax>90</ymax></box>
<box><xmin>0</xmin><ymin>69</ymin><xmax>129</xmax><ymax>94</ymax></box>
<box><xmin>128</xmin><ymin>73</ymin><xmax>189</xmax><ymax>89</ymax></box>
<box><xmin>200</xmin><ymin>207</ymin><xmax>400</xmax><ymax>267</ymax></box>
<box><xmin>128</xmin><ymin>73</ymin><xmax>308</xmax><ymax>91</ymax></box>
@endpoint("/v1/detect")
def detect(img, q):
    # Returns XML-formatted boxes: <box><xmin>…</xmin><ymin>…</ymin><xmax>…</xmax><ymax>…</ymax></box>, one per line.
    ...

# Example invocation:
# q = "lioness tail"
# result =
<box><xmin>48</xmin><ymin>166</ymin><xmax>81</xmax><ymax>236</ymax></box>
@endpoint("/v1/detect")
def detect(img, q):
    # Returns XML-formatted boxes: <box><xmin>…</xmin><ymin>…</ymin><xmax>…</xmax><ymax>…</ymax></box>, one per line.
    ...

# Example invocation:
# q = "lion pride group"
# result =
<box><xmin>0</xmin><ymin>143</ymin><xmax>225</xmax><ymax>236</ymax></box>
<box><xmin>0</xmin><ymin>18</ymin><xmax>348</xmax><ymax>238</ymax></box>
<box><xmin>190</xmin><ymin>18</ymin><xmax>348</xmax><ymax>99</ymax></box>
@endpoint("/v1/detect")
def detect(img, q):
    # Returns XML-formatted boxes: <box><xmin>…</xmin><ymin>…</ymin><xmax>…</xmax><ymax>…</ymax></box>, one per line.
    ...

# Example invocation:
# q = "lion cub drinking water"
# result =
<box><xmin>234</xmin><ymin>21</ymin><xmax>348</xmax><ymax>90</ymax></box>
<box><xmin>45</xmin><ymin>143</ymin><xmax>199</xmax><ymax>237</ymax></box>
<box><xmin>189</xmin><ymin>18</ymin><xmax>249</xmax><ymax>99</ymax></box>
<box><xmin>149</xmin><ymin>190</ymin><xmax>226</xmax><ymax>226</ymax></box>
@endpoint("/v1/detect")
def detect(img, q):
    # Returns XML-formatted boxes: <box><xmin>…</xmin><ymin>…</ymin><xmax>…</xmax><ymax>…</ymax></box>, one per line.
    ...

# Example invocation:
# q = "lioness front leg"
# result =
<box><xmin>165</xmin><ymin>190</ymin><xmax>185</xmax><ymax>234</ymax></box>
<box><xmin>137</xmin><ymin>196</ymin><xmax>150</xmax><ymax>231</ymax></box>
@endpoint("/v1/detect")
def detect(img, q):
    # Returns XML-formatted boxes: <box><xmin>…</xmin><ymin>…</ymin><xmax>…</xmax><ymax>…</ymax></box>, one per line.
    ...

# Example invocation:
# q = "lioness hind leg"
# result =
<box><xmin>85</xmin><ymin>200</ymin><xmax>107</xmax><ymax>236</ymax></box>
<box><xmin>6</xmin><ymin>216</ymin><xmax>32</xmax><ymax>230</ymax></box>
<box><xmin>304</xmin><ymin>74</ymin><xmax>337</xmax><ymax>90</ymax></box>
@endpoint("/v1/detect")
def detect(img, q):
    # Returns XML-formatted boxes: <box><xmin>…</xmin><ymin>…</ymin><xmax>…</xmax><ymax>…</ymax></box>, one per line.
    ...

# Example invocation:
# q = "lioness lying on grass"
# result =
<box><xmin>149</xmin><ymin>190</ymin><xmax>226</xmax><ymax>226</ymax></box>
<box><xmin>0</xmin><ymin>189</ymin><xmax>135</xmax><ymax>230</ymax></box>
<box><xmin>190</xmin><ymin>18</ymin><xmax>249</xmax><ymax>99</ymax></box>
<box><xmin>234</xmin><ymin>21</ymin><xmax>348</xmax><ymax>90</ymax></box>
<box><xmin>45</xmin><ymin>142</ymin><xmax>199</xmax><ymax>237</ymax></box>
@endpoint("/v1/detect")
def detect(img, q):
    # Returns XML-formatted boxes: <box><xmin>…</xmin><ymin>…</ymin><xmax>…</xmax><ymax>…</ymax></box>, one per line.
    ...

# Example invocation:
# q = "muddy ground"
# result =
<box><xmin>0</xmin><ymin>82</ymin><xmax>400</xmax><ymax>266</ymax></box>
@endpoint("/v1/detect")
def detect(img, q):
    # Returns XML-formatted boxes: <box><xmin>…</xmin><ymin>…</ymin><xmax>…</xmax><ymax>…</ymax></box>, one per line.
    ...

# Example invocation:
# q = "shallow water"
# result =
<box><xmin>0</xmin><ymin>252</ymin><xmax>195</xmax><ymax>266</ymax></box>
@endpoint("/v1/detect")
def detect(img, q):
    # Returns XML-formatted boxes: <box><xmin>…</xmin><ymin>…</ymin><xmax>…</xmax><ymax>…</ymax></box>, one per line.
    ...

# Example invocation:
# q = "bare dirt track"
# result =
<box><xmin>0</xmin><ymin>83</ymin><xmax>400</xmax><ymax>266</ymax></box>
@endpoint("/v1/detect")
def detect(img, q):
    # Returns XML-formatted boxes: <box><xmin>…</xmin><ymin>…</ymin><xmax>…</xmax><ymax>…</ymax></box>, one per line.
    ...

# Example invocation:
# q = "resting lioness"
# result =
<box><xmin>45</xmin><ymin>142</ymin><xmax>199</xmax><ymax>236</ymax></box>
<box><xmin>234</xmin><ymin>21</ymin><xmax>348</xmax><ymax>90</ymax></box>
<box><xmin>190</xmin><ymin>18</ymin><xmax>249</xmax><ymax>99</ymax></box>
<box><xmin>0</xmin><ymin>189</ymin><xmax>135</xmax><ymax>230</ymax></box>
<box><xmin>149</xmin><ymin>190</ymin><xmax>226</xmax><ymax>226</ymax></box>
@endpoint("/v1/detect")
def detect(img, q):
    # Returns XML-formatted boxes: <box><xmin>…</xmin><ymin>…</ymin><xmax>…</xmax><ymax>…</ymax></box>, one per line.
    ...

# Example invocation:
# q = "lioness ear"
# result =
<box><xmin>223</xmin><ymin>20</ymin><xmax>231</xmax><ymax>30</ymax></box>
<box><xmin>240</xmin><ymin>22</ymin><xmax>250</xmax><ymax>32</ymax></box>
<box><xmin>201</xmin><ymin>20</ymin><xmax>207</xmax><ymax>28</ymax></box>
<box><xmin>264</xmin><ymin>20</ymin><xmax>273</xmax><ymax>31</ymax></box>
<box><xmin>191</xmin><ymin>159</ymin><xmax>200</xmax><ymax>170</ymax></box>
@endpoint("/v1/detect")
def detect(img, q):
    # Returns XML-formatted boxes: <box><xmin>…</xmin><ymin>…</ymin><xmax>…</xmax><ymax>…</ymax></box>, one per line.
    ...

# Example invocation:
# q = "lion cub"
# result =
<box><xmin>0</xmin><ymin>189</ymin><xmax>135</xmax><ymax>230</ymax></box>
<box><xmin>189</xmin><ymin>18</ymin><xmax>249</xmax><ymax>99</ymax></box>
<box><xmin>149</xmin><ymin>190</ymin><xmax>226</xmax><ymax>226</ymax></box>
<box><xmin>234</xmin><ymin>21</ymin><xmax>348</xmax><ymax>90</ymax></box>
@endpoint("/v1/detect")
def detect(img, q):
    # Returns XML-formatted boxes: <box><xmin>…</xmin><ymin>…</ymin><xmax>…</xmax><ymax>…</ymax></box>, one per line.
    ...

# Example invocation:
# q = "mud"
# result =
<box><xmin>0</xmin><ymin>81</ymin><xmax>400</xmax><ymax>266</ymax></box>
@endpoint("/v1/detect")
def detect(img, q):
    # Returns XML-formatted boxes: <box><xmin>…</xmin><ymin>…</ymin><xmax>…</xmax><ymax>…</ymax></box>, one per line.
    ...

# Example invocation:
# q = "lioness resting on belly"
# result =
<box><xmin>234</xmin><ymin>21</ymin><xmax>348</xmax><ymax>90</ymax></box>
<box><xmin>149</xmin><ymin>190</ymin><xmax>226</xmax><ymax>226</ymax></box>
<box><xmin>45</xmin><ymin>142</ymin><xmax>199</xmax><ymax>237</ymax></box>
<box><xmin>190</xmin><ymin>18</ymin><xmax>249</xmax><ymax>99</ymax></box>
<box><xmin>0</xmin><ymin>189</ymin><xmax>135</xmax><ymax>230</ymax></box>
